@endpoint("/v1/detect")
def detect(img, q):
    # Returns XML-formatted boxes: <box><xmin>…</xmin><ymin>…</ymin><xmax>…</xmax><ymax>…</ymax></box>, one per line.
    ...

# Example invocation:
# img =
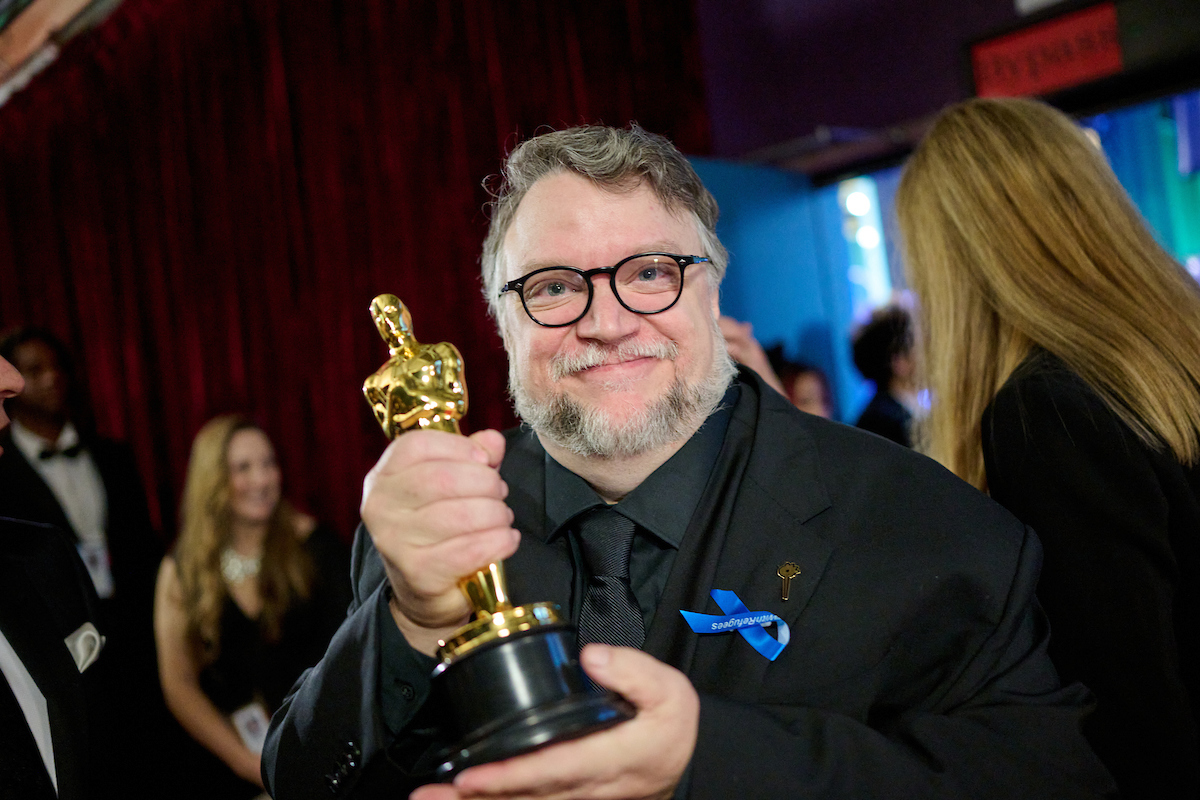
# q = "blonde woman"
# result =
<box><xmin>898</xmin><ymin>96</ymin><xmax>1200</xmax><ymax>799</ymax></box>
<box><xmin>154</xmin><ymin>415</ymin><xmax>349</xmax><ymax>798</ymax></box>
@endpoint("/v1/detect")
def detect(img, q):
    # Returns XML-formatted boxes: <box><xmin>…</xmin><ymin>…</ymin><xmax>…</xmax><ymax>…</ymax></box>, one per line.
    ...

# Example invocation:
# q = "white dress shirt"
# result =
<box><xmin>9</xmin><ymin>420</ymin><xmax>113</xmax><ymax>598</ymax></box>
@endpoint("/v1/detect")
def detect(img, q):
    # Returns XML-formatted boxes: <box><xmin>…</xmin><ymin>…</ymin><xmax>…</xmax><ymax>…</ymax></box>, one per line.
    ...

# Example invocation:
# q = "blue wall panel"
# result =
<box><xmin>691</xmin><ymin>157</ymin><xmax>866</xmax><ymax>421</ymax></box>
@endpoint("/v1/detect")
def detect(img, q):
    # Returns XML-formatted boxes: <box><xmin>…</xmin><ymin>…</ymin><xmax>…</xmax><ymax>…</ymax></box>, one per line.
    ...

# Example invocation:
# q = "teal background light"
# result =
<box><xmin>1085</xmin><ymin>93</ymin><xmax>1200</xmax><ymax>267</ymax></box>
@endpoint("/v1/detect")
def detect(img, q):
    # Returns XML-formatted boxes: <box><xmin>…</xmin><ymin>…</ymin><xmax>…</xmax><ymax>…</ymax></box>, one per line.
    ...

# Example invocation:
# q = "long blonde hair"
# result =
<box><xmin>898</xmin><ymin>97</ymin><xmax>1200</xmax><ymax>490</ymax></box>
<box><xmin>174</xmin><ymin>414</ymin><xmax>313</xmax><ymax>661</ymax></box>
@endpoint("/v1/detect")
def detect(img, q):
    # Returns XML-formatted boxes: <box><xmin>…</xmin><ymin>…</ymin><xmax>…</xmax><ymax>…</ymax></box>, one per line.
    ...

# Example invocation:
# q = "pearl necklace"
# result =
<box><xmin>220</xmin><ymin>547</ymin><xmax>261</xmax><ymax>583</ymax></box>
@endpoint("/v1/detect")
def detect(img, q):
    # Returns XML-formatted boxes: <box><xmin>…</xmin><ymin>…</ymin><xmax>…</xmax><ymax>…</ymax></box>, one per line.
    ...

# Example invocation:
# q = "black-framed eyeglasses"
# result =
<box><xmin>498</xmin><ymin>252</ymin><xmax>710</xmax><ymax>328</ymax></box>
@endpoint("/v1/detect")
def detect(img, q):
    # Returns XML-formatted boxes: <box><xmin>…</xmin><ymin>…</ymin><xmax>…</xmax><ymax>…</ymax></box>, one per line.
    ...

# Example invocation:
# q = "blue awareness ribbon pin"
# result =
<box><xmin>679</xmin><ymin>589</ymin><xmax>790</xmax><ymax>661</ymax></box>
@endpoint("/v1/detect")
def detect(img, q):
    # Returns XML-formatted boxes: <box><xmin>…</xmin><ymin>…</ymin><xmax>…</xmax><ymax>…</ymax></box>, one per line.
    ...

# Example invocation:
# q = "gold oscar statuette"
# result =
<box><xmin>363</xmin><ymin>294</ymin><xmax>633</xmax><ymax>778</ymax></box>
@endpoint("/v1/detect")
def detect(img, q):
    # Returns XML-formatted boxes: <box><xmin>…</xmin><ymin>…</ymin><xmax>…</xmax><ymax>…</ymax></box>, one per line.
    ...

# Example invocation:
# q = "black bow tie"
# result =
<box><xmin>39</xmin><ymin>443</ymin><xmax>84</xmax><ymax>460</ymax></box>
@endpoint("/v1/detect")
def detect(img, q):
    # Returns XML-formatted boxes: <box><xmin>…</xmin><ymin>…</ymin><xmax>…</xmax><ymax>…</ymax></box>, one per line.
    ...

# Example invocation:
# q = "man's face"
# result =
<box><xmin>500</xmin><ymin>172</ymin><xmax>731</xmax><ymax>457</ymax></box>
<box><xmin>0</xmin><ymin>355</ymin><xmax>26</xmax><ymax>455</ymax></box>
<box><xmin>9</xmin><ymin>340</ymin><xmax>68</xmax><ymax>422</ymax></box>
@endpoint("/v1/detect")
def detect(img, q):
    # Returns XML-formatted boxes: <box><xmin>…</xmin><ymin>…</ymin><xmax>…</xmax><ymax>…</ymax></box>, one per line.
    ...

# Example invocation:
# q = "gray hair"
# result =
<box><xmin>481</xmin><ymin>124</ymin><xmax>728</xmax><ymax>323</ymax></box>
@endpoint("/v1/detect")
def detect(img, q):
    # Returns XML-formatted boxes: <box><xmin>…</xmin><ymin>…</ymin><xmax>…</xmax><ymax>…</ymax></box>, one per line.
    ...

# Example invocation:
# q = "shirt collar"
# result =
<box><xmin>544</xmin><ymin>383</ymin><xmax>739</xmax><ymax>547</ymax></box>
<box><xmin>10</xmin><ymin>419</ymin><xmax>80</xmax><ymax>462</ymax></box>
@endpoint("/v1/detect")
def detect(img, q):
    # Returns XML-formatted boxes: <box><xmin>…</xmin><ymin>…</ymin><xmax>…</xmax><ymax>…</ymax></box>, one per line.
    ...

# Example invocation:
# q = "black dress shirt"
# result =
<box><xmin>544</xmin><ymin>388</ymin><xmax>734</xmax><ymax>629</ymax></box>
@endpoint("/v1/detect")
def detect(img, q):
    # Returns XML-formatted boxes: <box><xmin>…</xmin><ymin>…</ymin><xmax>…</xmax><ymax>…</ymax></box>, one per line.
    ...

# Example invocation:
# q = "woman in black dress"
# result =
<box><xmin>154</xmin><ymin>414</ymin><xmax>349</xmax><ymax>797</ymax></box>
<box><xmin>898</xmin><ymin>97</ymin><xmax>1200</xmax><ymax>799</ymax></box>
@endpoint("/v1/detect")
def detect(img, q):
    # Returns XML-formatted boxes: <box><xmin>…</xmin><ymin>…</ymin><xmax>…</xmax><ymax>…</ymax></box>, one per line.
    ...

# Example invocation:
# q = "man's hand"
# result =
<box><xmin>361</xmin><ymin>428</ymin><xmax>519</xmax><ymax>655</ymax></box>
<box><xmin>410</xmin><ymin>645</ymin><xmax>699</xmax><ymax>800</ymax></box>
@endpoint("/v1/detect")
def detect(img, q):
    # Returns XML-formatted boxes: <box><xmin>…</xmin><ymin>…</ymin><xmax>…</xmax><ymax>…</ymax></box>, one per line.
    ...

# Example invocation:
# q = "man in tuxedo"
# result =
<box><xmin>0</xmin><ymin>351</ymin><xmax>118</xmax><ymax>798</ymax></box>
<box><xmin>0</xmin><ymin>327</ymin><xmax>167</xmax><ymax>790</ymax></box>
<box><xmin>0</xmin><ymin>329</ymin><xmax>162</xmax><ymax>676</ymax></box>
<box><xmin>263</xmin><ymin>125</ymin><xmax>1115</xmax><ymax>798</ymax></box>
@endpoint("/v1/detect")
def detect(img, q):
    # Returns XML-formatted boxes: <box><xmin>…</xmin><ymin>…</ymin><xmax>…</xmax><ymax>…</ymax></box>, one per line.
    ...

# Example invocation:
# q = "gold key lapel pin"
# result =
<box><xmin>777</xmin><ymin>561</ymin><xmax>801</xmax><ymax>601</ymax></box>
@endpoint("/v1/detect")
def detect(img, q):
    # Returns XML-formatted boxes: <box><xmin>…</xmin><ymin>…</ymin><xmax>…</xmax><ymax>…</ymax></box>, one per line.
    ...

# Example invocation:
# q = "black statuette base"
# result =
<box><xmin>432</xmin><ymin>624</ymin><xmax>635</xmax><ymax>779</ymax></box>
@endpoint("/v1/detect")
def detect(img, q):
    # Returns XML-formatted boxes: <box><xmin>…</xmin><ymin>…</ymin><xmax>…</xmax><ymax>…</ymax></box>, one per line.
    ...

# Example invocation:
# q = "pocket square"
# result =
<box><xmin>64</xmin><ymin>622</ymin><xmax>105</xmax><ymax>673</ymax></box>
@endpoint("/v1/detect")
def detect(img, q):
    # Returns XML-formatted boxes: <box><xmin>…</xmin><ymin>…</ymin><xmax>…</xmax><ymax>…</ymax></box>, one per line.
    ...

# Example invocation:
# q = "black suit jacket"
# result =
<box><xmin>983</xmin><ymin>350</ymin><xmax>1200</xmax><ymax>799</ymax></box>
<box><xmin>264</xmin><ymin>371</ymin><xmax>1115</xmax><ymax>798</ymax></box>
<box><xmin>0</xmin><ymin>517</ymin><xmax>119</xmax><ymax>800</ymax></box>
<box><xmin>0</xmin><ymin>433</ymin><xmax>167</xmax><ymax>789</ymax></box>
<box><xmin>854</xmin><ymin>389</ymin><xmax>912</xmax><ymax>447</ymax></box>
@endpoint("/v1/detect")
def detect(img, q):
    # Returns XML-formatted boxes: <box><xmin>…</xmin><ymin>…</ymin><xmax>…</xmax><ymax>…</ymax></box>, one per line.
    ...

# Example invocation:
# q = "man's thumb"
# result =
<box><xmin>579</xmin><ymin>644</ymin><xmax>673</xmax><ymax>710</ymax></box>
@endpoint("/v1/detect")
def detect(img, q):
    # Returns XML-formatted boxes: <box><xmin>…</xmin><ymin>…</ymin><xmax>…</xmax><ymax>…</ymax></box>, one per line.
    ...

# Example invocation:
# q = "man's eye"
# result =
<box><xmin>619</xmin><ymin>260</ymin><xmax>679</xmax><ymax>291</ymax></box>
<box><xmin>527</xmin><ymin>281</ymin><xmax>565</xmax><ymax>298</ymax></box>
<box><xmin>525</xmin><ymin>272</ymin><xmax>582</xmax><ymax>301</ymax></box>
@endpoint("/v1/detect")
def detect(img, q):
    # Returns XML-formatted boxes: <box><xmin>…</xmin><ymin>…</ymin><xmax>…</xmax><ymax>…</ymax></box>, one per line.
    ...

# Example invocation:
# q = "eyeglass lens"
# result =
<box><xmin>521</xmin><ymin>255</ymin><xmax>683</xmax><ymax>326</ymax></box>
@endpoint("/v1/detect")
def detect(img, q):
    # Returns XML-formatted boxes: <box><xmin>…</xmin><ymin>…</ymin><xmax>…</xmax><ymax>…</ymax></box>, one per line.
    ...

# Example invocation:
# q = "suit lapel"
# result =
<box><xmin>0</xmin><ymin>446</ymin><xmax>77</xmax><ymax>540</ymax></box>
<box><xmin>642</xmin><ymin>392</ymin><xmax>755</xmax><ymax>671</ymax></box>
<box><xmin>0</xmin><ymin>522</ymin><xmax>91</xmax><ymax>800</ymax></box>
<box><xmin>0</xmin><ymin>527</ymin><xmax>81</xmax><ymax>688</ymax></box>
<box><xmin>644</xmin><ymin>376</ymin><xmax>834</xmax><ymax>696</ymax></box>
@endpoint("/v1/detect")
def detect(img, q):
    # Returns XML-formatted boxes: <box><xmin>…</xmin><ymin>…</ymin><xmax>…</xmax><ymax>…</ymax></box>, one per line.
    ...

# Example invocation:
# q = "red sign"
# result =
<box><xmin>972</xmin><ymin>3</ymin><xmax>1123</xmax><ymax>98</ymax></box>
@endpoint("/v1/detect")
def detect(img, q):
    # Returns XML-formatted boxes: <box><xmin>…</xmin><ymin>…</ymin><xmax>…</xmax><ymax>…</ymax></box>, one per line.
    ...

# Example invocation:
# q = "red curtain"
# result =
<box><xmin>0</xmin><ymin>0</ymin><xmax>710</xmax><ymax>541</ymax></box>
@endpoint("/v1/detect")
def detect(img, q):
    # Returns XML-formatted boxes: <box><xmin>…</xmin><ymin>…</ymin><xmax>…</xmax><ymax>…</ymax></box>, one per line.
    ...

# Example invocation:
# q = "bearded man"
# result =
<box><xmin>262</xmin><ymin>125</ymin><xmax>1114</xmax><ymax>799</ymax></box>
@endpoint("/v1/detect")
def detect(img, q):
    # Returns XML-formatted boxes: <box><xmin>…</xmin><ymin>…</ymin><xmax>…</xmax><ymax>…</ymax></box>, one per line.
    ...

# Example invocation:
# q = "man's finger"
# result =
<box><xmin>404</xmin><ymin>497</ymin><xmax>515</xmax><ymax>543</ymax></box>
<box><xmin>370</xmin><ymin>461</ymin><xmax>509</xmax><ymax>511</ymax></box>
<box><xmin>452</xmin><ymin>735</ymin><xmax>594</xmax><ymax>798</ymax></box>
<box><xmin>405</xmin><ymin>527</ymin><xmax>521</xmax><ymax>589</ymax></box>
<box><xmin>375</xmin><ymin>428</ymin><xmax>495</xmax><ymax>475</ymax></box>
<box><xmin>580</xmin><ymin>645</ymin><xmax>679</xmax><ymax>711</ymax></box>
<box><xmin>410</xmin><ymin>784</ymin><xmax>461</xmax><ymax>800</ymax></box>
<box><xmin>468</xmin><ymin>428</ymin><xmax>506</xmax><ymax>468</ymax></box>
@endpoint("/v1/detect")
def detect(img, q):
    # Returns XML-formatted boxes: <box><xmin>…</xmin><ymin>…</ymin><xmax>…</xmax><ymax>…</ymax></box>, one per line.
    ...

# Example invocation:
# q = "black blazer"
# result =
<box><xmin>854</xmin><ymin>389</ymin><xmax>912</xmax><ymax>447</ymax></box>
<box><xmin>0</xmin><ymin>517</ymin><xmax>119</xmax><ymax>800</ymax></box>
<box><xmin>264</xmin><ymin>370</ymin><xmax>1115</xmax><ymax>798</ymax></box>
<box><xmin>0</xmin><ymin>434</ymin><xmax>167</xmax><ymax>788</ymax></box>
<box><xmin>983</xmin><ymin>351</ymin><xmax>1200</xmax><ymax>799</ymax></box>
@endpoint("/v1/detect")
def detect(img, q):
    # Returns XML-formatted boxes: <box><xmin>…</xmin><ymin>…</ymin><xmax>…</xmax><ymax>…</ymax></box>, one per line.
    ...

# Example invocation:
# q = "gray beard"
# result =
<box><xmin>509</xmin><ymin>328</ymin><xmax>737</xmax><ymax>460</ymax></box>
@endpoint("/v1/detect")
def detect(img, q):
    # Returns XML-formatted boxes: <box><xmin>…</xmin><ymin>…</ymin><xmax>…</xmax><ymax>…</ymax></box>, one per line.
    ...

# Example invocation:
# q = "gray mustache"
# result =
<box><xmin>550</xmin><ymin>340</ymin><xmax>679</xmax><ymax>380</ymax></box>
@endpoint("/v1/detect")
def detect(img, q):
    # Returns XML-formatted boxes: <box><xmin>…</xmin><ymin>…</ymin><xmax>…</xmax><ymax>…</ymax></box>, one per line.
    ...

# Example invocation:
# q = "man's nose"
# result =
<box><xmin>0</xmin><ymin>357</ymin><xmax>24</xmax><ymax>399</ymax></box>
<box><xmin>574</xmin><ymin>277</ymin><xmax>639</xmax><ymax>340</ymax></box>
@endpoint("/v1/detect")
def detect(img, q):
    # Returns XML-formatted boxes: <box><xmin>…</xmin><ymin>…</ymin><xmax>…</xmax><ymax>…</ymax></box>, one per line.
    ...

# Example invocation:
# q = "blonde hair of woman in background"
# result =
<box><xmin>899</xmin><ymin>96</ymin><xmax>1200</xmax><ymax>489</ymax></box>
<box><xmin>173</xmin><ymin>415</ymin><xmax>313</xmax><ymax>653</ymax></box>
<box><xmin>155</xmin><ymin>414</ymin><xmax>322</xmax><ymax>796</ymax></box>
<box><xmin>898</xmin><ymin>95</ymin><xmax>1200</xmax><ymax>799</ymax></box>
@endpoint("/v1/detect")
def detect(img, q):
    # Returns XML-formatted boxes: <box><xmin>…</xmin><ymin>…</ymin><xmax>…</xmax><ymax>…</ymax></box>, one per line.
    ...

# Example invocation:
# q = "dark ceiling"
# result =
<box><xmin>696</xmin><ymin>0</ymin><xmax>1200</xmax><ymax>180</ymax></box>
<box><xmin>696</xmin><ymin>0</ymin><xmax>1022</xmax><ymax>158</ymax></box>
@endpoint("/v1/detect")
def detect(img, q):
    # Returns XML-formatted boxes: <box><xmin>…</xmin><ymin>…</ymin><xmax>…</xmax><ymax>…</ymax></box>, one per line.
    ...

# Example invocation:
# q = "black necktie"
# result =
<box><xmin>0</xmin><ymin>674</ymin><xmax>57</xmax><ymax>798</ymax></box>
<box><xmin>576</xmin><ymin>507</ymin><xmax>645</xmax><ymax>650</ymax></box>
